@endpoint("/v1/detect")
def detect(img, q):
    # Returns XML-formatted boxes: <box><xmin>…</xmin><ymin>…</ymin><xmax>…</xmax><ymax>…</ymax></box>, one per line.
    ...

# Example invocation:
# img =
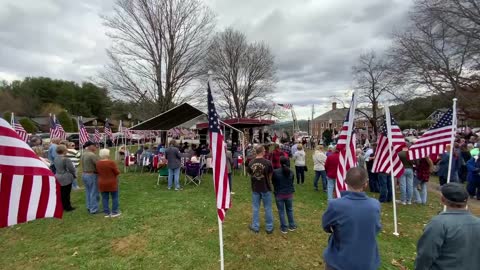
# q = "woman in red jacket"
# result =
<box><xmin>96</xmin><ymin>149</ymin><xmax>121</xmax><ymax>218</ymax></box>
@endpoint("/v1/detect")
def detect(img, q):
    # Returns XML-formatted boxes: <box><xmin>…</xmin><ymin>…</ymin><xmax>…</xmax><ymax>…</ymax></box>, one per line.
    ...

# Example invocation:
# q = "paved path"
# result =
<box><xmin>427</xmin><ymin>181</ymin><xmax>480</xmax><ymax>215</ymax></box>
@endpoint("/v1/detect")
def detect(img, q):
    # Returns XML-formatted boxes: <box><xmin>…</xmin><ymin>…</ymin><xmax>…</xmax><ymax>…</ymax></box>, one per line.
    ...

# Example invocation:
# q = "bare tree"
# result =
<box><xmin>100</xmin><ymin>0</ymin><xmax>215</xmax><ymax>116</ymax></box>
<box><xmin>353</xmin><ymin>51</ymin><xmax>398</xmax><ymax>134</ymax></box>
<box><xmin>205</xmin><ymin>28</ymin><xmax>277</xmax><ymax>119</ymax></box>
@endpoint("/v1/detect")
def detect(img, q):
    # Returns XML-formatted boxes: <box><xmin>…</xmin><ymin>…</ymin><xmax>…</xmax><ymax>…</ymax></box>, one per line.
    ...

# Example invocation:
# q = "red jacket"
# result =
<box><xmin>325</xmin><ymin>151</ymin><xmax>340</xmax><ymax>179</ymax></box>
<box><xmin>270</xmin><ymin>149</ymin><xmax>283</xmax><ymax>169</ymax></box>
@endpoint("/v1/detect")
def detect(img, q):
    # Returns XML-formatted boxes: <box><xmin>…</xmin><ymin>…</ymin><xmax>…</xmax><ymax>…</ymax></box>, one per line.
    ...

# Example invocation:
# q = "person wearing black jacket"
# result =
<box><xmin>272</xmin><ymin>156</ymin><xmax>297</xmax><ymax>234</ymax></box>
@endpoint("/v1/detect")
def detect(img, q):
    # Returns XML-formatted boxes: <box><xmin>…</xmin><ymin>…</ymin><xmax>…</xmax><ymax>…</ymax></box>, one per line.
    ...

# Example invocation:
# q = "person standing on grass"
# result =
<box><xmin>322</xmin><ymin>167</ymin><xmax>381</xmax><ymax>270</ymax></box>
<box><xmin>270</xmin><ymin>144</ymin><xmax>283</xmax><ymax>169</ymax></box>
<box><xmin>293</xmin><ymin>144</ymin><xmax>306</xmax><ymax>185</ymax></box>
<box><xmin>413</xmin><ymin>156</ymin><xmax>433</xmax><ymax>205</ymax></box>
<box><xmin>96</xmin><ymin>149</ymin><xmax>121</xmax><ymax>218</ymax></box>
<box><xmin>165</xmin><ymin>141</ymin><xmax>182</xmax><ymax>191</ymax></box>
<box><xmin>398</xmin><ymin>144</ymin><xmax>414</xmax><ymax>205</ymax></box>
<box><xmin>466</xmin><ymin>149</ymin><xmax>480</xmax><ymax>200</ymax></box>
<box><xmin>226</xmin><ymin>148</ymin><xmax>234</xmax><ymax>194</ymax></box>
<box><xmin>365</xmin><ymin>143</ymin><xmax>379</xmax><ymax>193</ymax></box>
<box><xmin>313</xmin><ymin>145</ymin><xmax>328</xmax><ymax>192</ymax></box>
<box><xmin>54</xmin><ymin>144</ymin><xmax>76</xmax><ymax>212</ymax></box>
<box><xmin>272</xmin><ymin>156</ymin><xmax>297</xmax><ymax>234</ymax></box>
<box><xmin>65</xmin><ymin>141</ymin><xmax>82</xmax><ymax>190</ymax></box>
<box><xmin>415</xmin><ymin>183</ymin><xmax>480</xmax><ymax>270</ymax></box>
<box><xmin>324</xmin><ymin>148</ymin><xmax>340</xmax><ymax>200</ymax></box>
<box><xmin>247</xmin><ymin>145</ymin><xmax>274</xmax><ymax>234</ymax></box>
<box><xmin>81</xmin><ymin>141</ymin><xmax>100</xmax><ymax>214</ymax></box>
<box><xmin>437</xmin><ymin>144</ymin><xmax>461</xmax><ymax>185</ymax></box>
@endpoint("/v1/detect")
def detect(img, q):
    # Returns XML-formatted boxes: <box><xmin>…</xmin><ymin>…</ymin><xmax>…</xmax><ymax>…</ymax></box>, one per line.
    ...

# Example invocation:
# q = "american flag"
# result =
<box><xmin>277</xmin><ymin>103</ymin><xmax>293</xmax><ymax>110</ymax></box>
<box><xmin>104</xmin><ymin>120</ymin><xmax>113</xmax><ymax>140</ymax></box>
<box><xmin>335</xmin><ymin>93</ymin><xmax>357</xmax><ymax>198</ymax></box>
<box><xmin>11</xmin><ymin>115</ymin><xmax>29</xmax><ymax>143</ymax></box>
<box><xmin>78</xmin><ymin>119</ymin><xmax>90</xmax><ymax>147</ymax></box>
<box><xmin>55</xmin><ymin>118</ymin><xmax>66</xmax><ymax>140</ymax></box>
<box><xmin>372</xmin><ymin>112</ymin><xmax>406</xmax><ymax>178</ymax></box>
<box><xmin>409</xmin><ymin>109</ymin><xmax>455</xmax><ymax>160</ymax></box>
<box><xmin>94</xmin><ymin>127</ymin><xmax>101</xmax><ymax>144</ymax></box>
<box><xmin>0</xmin><ymin>118</ymin><xmax>63</xmax><ymax>228</ymax></box>
<box><xmin>207</xmin><ymin>82</ymin><xmax>230</xmax><ymax>222</ymax></box>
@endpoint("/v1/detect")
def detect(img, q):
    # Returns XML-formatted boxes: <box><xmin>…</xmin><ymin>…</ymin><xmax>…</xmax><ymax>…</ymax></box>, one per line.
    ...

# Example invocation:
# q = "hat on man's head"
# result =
<box><xmin>441</xmin><ymin>183</ymin><xmax>468</xmax><ymax>203</ymax></box>
<box><xmin>83</xmin><ymin>141</ymin><xmax>97</xmax><ymax>149</ymax></box>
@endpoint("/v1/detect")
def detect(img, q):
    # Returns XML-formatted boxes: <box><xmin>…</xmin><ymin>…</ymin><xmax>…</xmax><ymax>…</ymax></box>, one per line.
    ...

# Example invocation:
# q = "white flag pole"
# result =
<box><xmin>10</xmin><ymin>112</ymin><xmax>14</xmax><ymax>126</ymax></box>
<box><xmin>444</xmin><ymin>98</ymin><xmax>457</xmax><ymax>211</ymax></box>
<box><xmin>78</xmin><ymin>117</ymin><xmax>83</xmax><ymax>156</ymax></box>
<box><xmin>384</xmin><ymin>106</ymin><xmax>399</xmax><ymax>236</ymax></box>
<box><xmin>339</xmin><ymin>90</ymin><xmax>357</xmax><ymax>197</ymax></box>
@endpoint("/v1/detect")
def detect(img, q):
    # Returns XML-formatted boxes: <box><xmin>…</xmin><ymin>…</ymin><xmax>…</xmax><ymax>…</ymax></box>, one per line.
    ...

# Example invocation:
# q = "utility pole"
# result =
<box><xmin>311</xmin><ymin>104</ymin><xmax>315</xmax><ymax>136</ymax></box>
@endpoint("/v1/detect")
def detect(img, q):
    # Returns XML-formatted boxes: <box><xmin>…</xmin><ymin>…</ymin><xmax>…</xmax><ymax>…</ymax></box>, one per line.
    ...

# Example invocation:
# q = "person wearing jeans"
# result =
<box><xmin>414</xmin><ymin>157</ymin><xmax>433</xmax><ymax>204</ymax></box>
<box><xmin>247</xmin><ymin>145</ymin><xmax>274</xmax><ymax>234</ymax></box>
<box><xmin>313</xmin><ymin>145</ymin><xmax>327</xmax><ymax>191</ymax></box>
<box><xmin>399</xmin><ymin>168</ymin><xmax>414</xmax><ymax>204</ymax></box>
<box><xmin>165</xmin><ymin>141</ymin><xmax>182</xmax><ymax>190</ymax></box>
<box><xmin>324</xmin><ymin>148</ymin><xmax>340</xmax><ymax>200</ymax></box>
<box><xmin>378</xmin><ymin>173</ymin><xmax>392</xmax><ymax>203</ymax></box>
<box><xmin>81</xmin><ymin>141</ymin><xmax>100</xmax><ymax>214</ymax></box>
<box><xmin>96</xmin><ymin>148</ymin><xmax>121</xmax><ymax>218</ymax></box>
<box><xmin>272</xmin><ymin>156</ymin><xmax>297</xmax><ymax>234</ymax></box>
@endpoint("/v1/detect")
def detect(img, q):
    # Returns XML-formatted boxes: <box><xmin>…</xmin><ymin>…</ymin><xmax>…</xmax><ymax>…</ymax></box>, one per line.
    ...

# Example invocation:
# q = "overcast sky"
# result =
<box><xmin>0</xmin><ymin>0</ymin><xmax>413</xmax><ymax>119</ymax></box>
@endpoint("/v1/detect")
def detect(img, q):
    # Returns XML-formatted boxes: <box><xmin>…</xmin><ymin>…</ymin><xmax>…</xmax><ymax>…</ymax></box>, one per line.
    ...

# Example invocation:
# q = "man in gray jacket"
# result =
<box><xmin>165</xmin><ymin>141</ymin><xmax>182</xmax><ymax>190</ymax></box>
<box><xmin>415</xmin><ymin>183</ymin><xmax>480</xmax><ymax>270</ymax></box>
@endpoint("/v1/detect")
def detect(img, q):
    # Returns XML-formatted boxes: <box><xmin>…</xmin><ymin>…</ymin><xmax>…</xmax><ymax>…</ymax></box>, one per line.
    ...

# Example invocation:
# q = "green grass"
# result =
<box><xmin>0</xmin><ymin>149</ymin><xmax>469</xmax><ymax>269</ymax></box>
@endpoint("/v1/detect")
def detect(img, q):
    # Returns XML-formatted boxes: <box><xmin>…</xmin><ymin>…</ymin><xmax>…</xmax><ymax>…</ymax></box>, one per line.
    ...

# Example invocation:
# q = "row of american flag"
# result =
<box><xmin>335</xmin><ymin>93</ymin><xmax>456</xmax><ymax>197</ymax></box>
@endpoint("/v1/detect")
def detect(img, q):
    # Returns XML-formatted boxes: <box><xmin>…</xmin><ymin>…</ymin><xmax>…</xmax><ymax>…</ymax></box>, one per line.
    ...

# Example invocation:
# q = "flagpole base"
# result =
<box><xmin>393</xmin><ymin>232</ymin><xmax>399</xmax><ymax>237</ymax></box>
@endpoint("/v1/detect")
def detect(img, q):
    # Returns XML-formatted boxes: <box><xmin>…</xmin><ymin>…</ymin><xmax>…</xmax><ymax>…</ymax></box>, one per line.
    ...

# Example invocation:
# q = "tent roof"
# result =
<box><xmin>130</xmin><ymin>103</ymin><xmax>205</xmax><ymax>131</ymax></box>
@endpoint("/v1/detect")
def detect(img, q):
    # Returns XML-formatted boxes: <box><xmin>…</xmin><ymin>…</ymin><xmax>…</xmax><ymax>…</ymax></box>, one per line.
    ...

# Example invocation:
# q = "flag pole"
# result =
<box><xmin>341</xmin><ymin>90</ymin><xmax>357</xmax><ymax>196</ymax></box>
<box><xmin>104</xmin><ymin>119</ymin><xmax>107</xmax><ymax>149</ymax></box>
<box><xmin>444</xmin><ymin>98</ymin><xmax>457</xmax><ymax>211</ymax></box>
<box><xmin>78</xmin><ymin>117</ymin><xmax>83</xmax><ymax>157</ymax></box>
<box><xmin>10</xmin><ymin>112</ymin><xmax>14</xmax><ymax>126</ymax></box>
<box><xmin>209</xmin><ymin>70</ymin><xmax>225</xmax><ymax>270</ymax></box>
<box><xmin>385</xmin><ymin>106</ymin><xmax>399</xmax><ymax>236</ymax></box>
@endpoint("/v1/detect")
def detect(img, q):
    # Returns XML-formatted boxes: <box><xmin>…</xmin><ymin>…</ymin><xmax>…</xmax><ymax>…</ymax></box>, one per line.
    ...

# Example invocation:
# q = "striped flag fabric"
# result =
<box><xmin>207</xmin><ymin>82</ymin><xmax>230</xmax><ymax>222</ymax></box>
<box><xmin>55</xmin><ymin>118</ymin><xmax>66</xmax><ymax>140</ymax></box>
<box><xmin>49</xmin><ymin>115</ymin><xmax>56</xmax><ymax>139</ymax></box>
<box><xmin>277</xmin><ymin>103</ymin><xmax>293</xmax><ymax>110</ymax></box>
<box><xmin>335</xmin><ymin>93</ymin><xmax>357</xmax><ymax>198</ymax></box>
<box><xmin>94</xmin><ymin>127</ymin><xmax>101</xmax><ymax>144</ymax></box>
<box><xmin>408</xmin><ymin>109</ymin><xmax>455</xmax><ymax>160</ymax></box>
<box><xmin>104</xmin><ymin>120</ymin><xmax>113</xmax><ymax>140</ymax></box>
<box><xmin>0</xmin><ymin>118</ymin><xmax>63</xmax><ymax>228</ymax></box>
<box><xmin>372</xmin><ymin>113</ymin><xmax>406</xmax><ymax>178</ymax></box>
<box><xmin>78</xmin><ymin>119</ymin><xmax>90</xmax><ymax>147</ymax></box>
<box><xmin>11</xmin><ymin>115</ymin><xmax>29</xmax><ymax>143</ymax></box>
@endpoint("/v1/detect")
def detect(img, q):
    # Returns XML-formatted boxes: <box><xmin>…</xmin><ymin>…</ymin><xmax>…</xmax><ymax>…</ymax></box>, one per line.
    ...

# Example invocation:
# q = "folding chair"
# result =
<box><xmin>184</xmin><ymin>162</ymin><xmax>202</xmax><ymax>186</ymax></box>
<box><xmin>157</xmin><ymin>165</ymin><xmax>169</xmax><ymax>185</ymax></box>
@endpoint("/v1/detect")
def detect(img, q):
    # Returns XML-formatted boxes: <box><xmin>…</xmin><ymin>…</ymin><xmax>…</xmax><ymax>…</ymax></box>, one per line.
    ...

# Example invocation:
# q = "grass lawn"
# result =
<box><xmin>1</xmin><ymin>149</ymin><xmax>476</xmax><ymax>269</ymax></box>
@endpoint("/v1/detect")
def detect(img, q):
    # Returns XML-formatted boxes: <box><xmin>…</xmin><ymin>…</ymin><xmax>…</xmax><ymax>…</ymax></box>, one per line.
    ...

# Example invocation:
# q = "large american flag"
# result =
<box><xmin>49</xmin><ymin>115</ymin><xmax>66</xmax><ymax>140</ymax></box>
<box><xmin>372</xmin><ymin>112</ymin><xmax>406</xmax><ymax>178</ymax></box>
<box><xmin>277</xmin><ymin>103</ymin><xmax>293</xmax><ymax>110</ymax></box>
<box><xmin>0</xmin><ymin>118</ymin><xmax>63</xmax><ymax>228</ymax></box>
<box><xmin>78</xmin><ymin>119</ymin><xmax>90</xmax><ymax>147</ymax></box>
<box><xmin>11</xmin><ymin>116</ymin><xmax>29</xmax><ymax>143</ymax></box>
<box><xmin>409</xmin><ymin>109</ymin><xmax>455</xmax><ymax>160</ymax></box>
<box><xmin>104</xmin><ymin>120</ymin><xmax>113</xmax><ymax>140</ymax></box>
<box><xmin>207</xmin><ymin>82</ymin><xmax>230</xmax><ymax>222</ymax></box>
<box><xmin>335</xmin><ymin>93</ymin><xmax>357</xmax><ymax>198</ymax></box>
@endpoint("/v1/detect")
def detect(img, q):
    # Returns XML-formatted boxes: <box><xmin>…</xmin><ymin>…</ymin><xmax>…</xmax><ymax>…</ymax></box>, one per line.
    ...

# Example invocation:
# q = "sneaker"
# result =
<box><xmin>111</xmin><ymin>213</ymin><xmax>122</xmax><ymax>218</ymax></box>
<box><xmin>168</xmin><ymin>187</ymin><xmax>172</xmax><ymax>190</ymax></box>
<box><xmin>281</xmin><ymin>230</ymin><xmax>288</xmax><ymax>234</ymax></box>
<box><xmin>288</xmin><ymin>226</ymin><xmax>297</xmax><ymax>232</ymax></box>
<box><xmin>396</xmin><ymin>200</ymin><xmax>406</xmax><ymax>205</ymax></box>
<box><xmin>230</xmin><ymin>192</ymin><xmax>235</xmax><ymax>195</ymax></box>
<box><xmin>248</xmin><ymin>226</ymin><xmax>259</xmax><ymax>234</ymax></box>
<box><xmin>175</xmin><ymin>188</ymin><xmax>183</xmax><ymax>191</ymax></box>
<box><xmin>407</xmin><ymin>201</ymin><xmax>412</xmax><ymax>205</ymax></box>
<box><xmin>266</xmin><ymin>230</ymin><xmax>273</xmax><ymax>234</ymax></box>
<box><xmin>104</xmin><ymin>214</ymin><xmax>111</xmax><ymax>218</ymax></box>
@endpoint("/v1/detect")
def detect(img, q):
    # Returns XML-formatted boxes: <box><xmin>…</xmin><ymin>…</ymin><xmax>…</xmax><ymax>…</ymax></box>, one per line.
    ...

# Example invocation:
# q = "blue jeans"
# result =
<box><xmin>399</xmin><ymin>168</ymin><xmax>414</xmax><ymax>203</ymax></box>
<box><xmin>413</xmin><ymin>177</ymin><xmax>428</xmax><ymax>204</ymax></box>
<box><xmin>83</xmin><ymin>173</ymin><xmax>99</xmax><ymax>213</ymax></box>
<box><xmin>101</xmin><ymin>191</ymin><xmax>119</xmax><ymax>214</ymax></box>
<box><xmin>327</xmin><ymin>177</ymin><xmax>335</xmax><ymax>200</ymax></box>
<box><xmin>168</xmin><ymin>167</ymin><xmax>181</xmax><ymax>189</ymax></box>
<box><xmin>368</xmin><ymin>171</ymin><xmax>379</xmax><ymax>193</ymax></box>
<box><xmin>378</xmin><ymin>173</ymin><xmax>392</xmax><ymax>203</ymax></box>
<box><xmin>314</xmin><ymin>170</ymin><xmax>327</xmax><ymax>191</ymax></box>
<box><xmin>251</xmin><ymin>192</ymin><xmax>274</xmax><ymax>232</ymax></box>
<box><xmin>275</xmin><ymin>196</ymin><xmax>296</xmax><ymax>231</ymax></box>
<box><xmin>72</xmin><ymin>179</ymin><xmax>79</xmax><ymax>189</ymax></box>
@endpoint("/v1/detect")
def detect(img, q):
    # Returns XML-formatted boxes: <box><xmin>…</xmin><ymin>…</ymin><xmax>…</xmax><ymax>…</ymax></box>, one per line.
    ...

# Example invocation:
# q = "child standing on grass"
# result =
<box><xmin>272</xmin><ymin>156</ymin><xmax>297</xmax><ymax>234</ymax></box>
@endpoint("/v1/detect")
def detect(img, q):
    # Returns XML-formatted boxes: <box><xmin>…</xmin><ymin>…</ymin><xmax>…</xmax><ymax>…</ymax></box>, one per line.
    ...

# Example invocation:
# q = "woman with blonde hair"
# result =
<box><xmin>32</xmin><ymin>146</ymin><xmax>50</xmax><ymax>167</ymax></box>
<box><xmin>313</xmin><ymin>145</ymin><xmax>327</xmax><ymax>192</ymax></box>
<box><xmin>96</xmin><ymin>148</ymin><xmax>121</xmax><ymax>217</ymax></box>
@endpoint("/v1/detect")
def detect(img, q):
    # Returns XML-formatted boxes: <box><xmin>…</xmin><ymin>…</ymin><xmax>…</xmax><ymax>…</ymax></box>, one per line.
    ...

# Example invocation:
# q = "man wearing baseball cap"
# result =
<box><xmin>415</xmin><ymin>183</ymin><xmax>480</xmax><ymax>269</ymax></box>
<box><xmin>81</xmin><ymin>141</ymin><xmax>100</xmax><ymax>214</ymax></box>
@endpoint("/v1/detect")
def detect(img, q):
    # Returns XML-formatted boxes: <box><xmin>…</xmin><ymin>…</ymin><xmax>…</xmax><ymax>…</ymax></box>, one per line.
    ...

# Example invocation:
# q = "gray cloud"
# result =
<box><xmin>0</xmin><ymin>0</ymin><xmax>413</xmax><ymax>119</ymax></box>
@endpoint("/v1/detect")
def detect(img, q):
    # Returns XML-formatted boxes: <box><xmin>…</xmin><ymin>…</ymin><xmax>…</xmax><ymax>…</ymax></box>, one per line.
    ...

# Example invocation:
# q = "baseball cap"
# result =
<box><xmin>441</xmin><ymin>183</ymin><xmax>468</xmax><ymax>203</ymax></box>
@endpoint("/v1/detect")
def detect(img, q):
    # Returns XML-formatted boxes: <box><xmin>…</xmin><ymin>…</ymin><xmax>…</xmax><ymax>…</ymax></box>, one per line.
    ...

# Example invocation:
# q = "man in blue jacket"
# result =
<box><xmin>322</xmin><ymin>167</ymin><xmax>381</xmax><ymax>270</ymax></box>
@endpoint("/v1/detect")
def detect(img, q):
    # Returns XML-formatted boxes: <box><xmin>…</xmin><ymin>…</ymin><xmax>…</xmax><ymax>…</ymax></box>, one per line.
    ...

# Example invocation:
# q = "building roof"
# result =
<box><xmin>196</xmin><ymin>118</ymin><xmax>275</xmax><ymax>130</ymax></box>
<box><xmin>130</xmin><ymin>103</ymin><xmax>205</xmax><ymax>131</ymax></box>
